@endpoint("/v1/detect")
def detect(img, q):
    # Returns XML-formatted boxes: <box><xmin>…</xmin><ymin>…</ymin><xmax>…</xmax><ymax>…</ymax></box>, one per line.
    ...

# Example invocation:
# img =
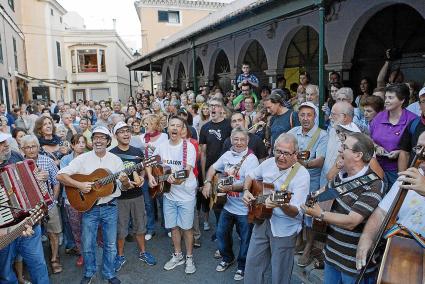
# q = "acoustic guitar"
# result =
<box><xmin>65</xmin><ymin>155</ymin><xmax>160</xmax><ymax>212</ymax></box>
<box><xmin>149</xmin><ymin>164</ymin><xmax>189</xmax><ymax>198</ymax></box>
<box><xmin>247</xmin><ymin>180</ymin><xmax>292</xmax><ymax>224</ymax></box>
<box><xmin>305</xmin><ymin>192</ymin><xmax>333</xmax><ymax>234</ymax></box>
<box><xmin>209</xmin><ymin>173</ymin><xmax>235</xmax><ymax>209</ymax></box>
<box><xmin>0</xmin><ymin>203</ymin><xmax>45</xmax><ymax>250</ymax></box>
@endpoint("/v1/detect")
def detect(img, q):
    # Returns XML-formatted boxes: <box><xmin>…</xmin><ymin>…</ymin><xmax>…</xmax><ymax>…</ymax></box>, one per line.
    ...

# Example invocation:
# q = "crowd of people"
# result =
<box><xmin>0</xmin><ymin>58</ymin><xmax>424</xmax><ymax>284</ymax></box>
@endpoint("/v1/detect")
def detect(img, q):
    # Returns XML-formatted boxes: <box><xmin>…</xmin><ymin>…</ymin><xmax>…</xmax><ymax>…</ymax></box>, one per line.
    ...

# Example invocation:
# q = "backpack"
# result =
<box><xmin>409</xmin><ymin>117</ymin><xmax>421</xmax><ymax>136</ymax></box>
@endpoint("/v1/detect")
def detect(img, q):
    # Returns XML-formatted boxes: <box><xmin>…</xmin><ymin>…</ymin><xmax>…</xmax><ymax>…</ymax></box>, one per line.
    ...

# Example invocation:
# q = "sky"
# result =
<box><xmin>58</xmin><ymin>0</ymin><xmax>142</xmax><ymax>52</ymax></box>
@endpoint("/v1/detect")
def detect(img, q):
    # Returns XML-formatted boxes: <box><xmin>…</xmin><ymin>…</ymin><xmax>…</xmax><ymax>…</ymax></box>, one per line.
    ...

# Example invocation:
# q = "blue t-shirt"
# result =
<box><xmin>270</xmin><ymin>110</ymin><xmax>300</xmax><ymax>150</ymax></box>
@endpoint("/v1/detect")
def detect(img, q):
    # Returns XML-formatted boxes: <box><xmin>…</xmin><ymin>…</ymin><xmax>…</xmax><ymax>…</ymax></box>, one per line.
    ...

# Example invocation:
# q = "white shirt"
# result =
<box><xmin>139</xmin><ymin>133</ymin><xmax>168</xmax><ymax>157</ymax></box>
<box><xmin>379</xmin><ymin>169</ymin><xmax>425</xmax><ymax>237</ymax></box>
<box><xmin>58</xmin><ymin>151</ymin><xmax>124</xmax><ymax>204</ymax></box>
<box><xmin>154</xmin><ymin>139</ymin><xmax>197</xmax><ymax>202</ymax></box>
<box><xmin>213</xmin><ymin>149</ymin><xmax>259</xmax><ymax>215</ymax></box>
<box><xmin>249</xmin><ymin>158</ymin><xmax>310</xmax><ymax>237</ymax></box>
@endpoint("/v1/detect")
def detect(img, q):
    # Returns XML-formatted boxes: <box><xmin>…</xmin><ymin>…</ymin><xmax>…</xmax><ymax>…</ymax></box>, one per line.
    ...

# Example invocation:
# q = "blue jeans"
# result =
<box><xmin>142</xmin><ymin>182</ymin><xmax>155</xmax><ymax>234</ymax></box>
<box><xmin>0</xmin><ymin>225</ymin><xmax>49</xmax><ymax>284</ymax></box>
<box><xmin>384</xmin><ymin>170</ymin><xmax>397</xmax><ymax>193</ymax></box>
<box><xmin>216</xmin><ymin>209</ymin><xmax>253</xmax><ymax>270</ymax></box>
<box><xmin>324</xmin><ymin>262</ymin><xmax>376</xmax><ymax>284</ymax></box>
<box><xmin>82</xmin><ymin>204</ymin><xmax>118</xmax><ymax>280</ymax></box>
<box><xmin>60</xmin><ymin>199</ymin><xmax>76</xmax><ymax>249</ymax></box>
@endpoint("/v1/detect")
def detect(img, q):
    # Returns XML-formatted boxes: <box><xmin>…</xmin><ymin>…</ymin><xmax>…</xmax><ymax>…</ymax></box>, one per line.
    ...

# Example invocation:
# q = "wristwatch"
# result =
<box><xmin>317</xmin><ymin>210</ymin><xmax>325</xmax><ymax>222</ymax></box>
<box><xmin>204</xmin><ymin>180</ymin><xmax>211</xmax><ymax>184</ymax></box>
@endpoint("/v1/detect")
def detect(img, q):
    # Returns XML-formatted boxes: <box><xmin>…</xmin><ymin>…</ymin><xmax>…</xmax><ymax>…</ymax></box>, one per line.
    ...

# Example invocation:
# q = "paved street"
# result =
<box><xmin>46</xmin><ymin>221</ymin><xmax>311</xmax><ymax>284</ymax></box>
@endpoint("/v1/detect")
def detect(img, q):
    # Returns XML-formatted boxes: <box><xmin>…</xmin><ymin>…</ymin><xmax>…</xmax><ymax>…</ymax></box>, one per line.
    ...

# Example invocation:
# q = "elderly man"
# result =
<box><xmin>202</xmin><ymin>127</ymin><xmax>259</xmax><ymax>281</ymax></box>
<box><xmin>21</xmin><ymin>134</ymin><xmax>63</xmax><ymax>274</ymax></box>
<box><xmin>302</xmin><ymin>133</ymin><xmax>384</xmax><ymax>283</ymax></box>
<box><xmin>335</xmin><ymin>87</ymin><xmax>368</xmax><ymax>133</ymax></box>
<box><xmin>288</xmin><ymin>102</ymin><xmax>328</xmax><ymax>266</ymax></box>
<box><xmin>243</xmin><ymin>133</ymin><xmax>310</xmax><ymax>284</ymax></box>
<box><xmin>0</xmin><ymin>133</ymin><xmax>50</xmax><ymax>283</ymax></box>
<box><xmin>57</xmin><ymin>126</ymin><xmax>133</xmax><ymax>284</ymax></box>
<box><xmin>356</xmin><ymin>132</ymin><xmax>425</xmax><ymax>281</ymax></box>
<box><xmin>62</xmin><ymin>112</ymin><xmax>79</xmax><ymax>142</ymax></box>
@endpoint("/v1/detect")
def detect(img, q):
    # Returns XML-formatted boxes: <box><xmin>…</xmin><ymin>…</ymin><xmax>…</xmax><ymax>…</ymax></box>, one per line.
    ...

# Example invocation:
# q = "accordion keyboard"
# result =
<box><xmin>0</xmin><ymin>185</ymin><xmax>14</xmax><ymax>227</ymax></box>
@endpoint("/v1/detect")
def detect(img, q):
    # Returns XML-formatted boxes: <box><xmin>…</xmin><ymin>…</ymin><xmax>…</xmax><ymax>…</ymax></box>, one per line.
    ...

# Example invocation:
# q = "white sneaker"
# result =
<box><xmin>41</xmin><ymin>235</ymin><xmax>48</xmax><ymax>242</ymax></box>
<box><xmin>203</xmin><ymin>222</ymin><xmax>210</xmax><ymax>231</ymax></box>
<box><xmin>234</xmin><ymin>270</ymin><xmax>244</xmax><ymax>281</ymax></box>
<box><xmin>167</xmin><ymin>232</ymin><xmax>172</xmax><ymax>238</ymax></box>
<box><xmin>185</xmin><ymin>256</ymin><xmax>196</xmax><ymax>274</ymax></box>
<box><xmin>145</xmin><ymin>234</ymin><xmax>152</xmax><ymax>241</ymax></box>
<box><xmin>164</xmin><ymin>253</ymin><xmax>185</xmax><ymax>271</ymax></box>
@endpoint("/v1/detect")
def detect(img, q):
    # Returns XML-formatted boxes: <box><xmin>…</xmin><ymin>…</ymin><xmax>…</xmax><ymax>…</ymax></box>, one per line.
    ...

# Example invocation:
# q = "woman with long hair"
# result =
<box><xmin>197</xmin><ymin>103</ymin><xmax>210</xmax><ymax>134</ymax></box>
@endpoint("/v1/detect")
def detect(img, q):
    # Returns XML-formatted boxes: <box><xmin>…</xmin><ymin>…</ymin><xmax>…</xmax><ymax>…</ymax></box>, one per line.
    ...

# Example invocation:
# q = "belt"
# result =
<box><xmin>95</xmin><ymin>198</ymin><xmax>117</xmax><ymax>207</ymax></box>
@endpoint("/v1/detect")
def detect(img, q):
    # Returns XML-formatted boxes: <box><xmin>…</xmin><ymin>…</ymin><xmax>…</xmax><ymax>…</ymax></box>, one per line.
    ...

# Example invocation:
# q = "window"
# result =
<box><xmin>99</xmin><ymin>49</ymin><xmax>106</xmax><ymax>72</ymax></box>
<box><xmin>0</xmin><ymin>35</ymin><xmax>3</xmax><ymax>64</ymax></box>
<box><xmin>71</xmin><ymin>50</ymin><xmax>76</xmax><ymax>72</ymax></box>
<box><xmin>158</xmin><ymin>10</ymin><xmax>180</xmax><ymax>24</ymax></box>
<box><xmin>77</xmin><ymin>49</ymin><xmax>98</xmax><ymax>72</ymax></box>
<box><xmin>8</xmin><ymin>0</ymin><xmax>14</xmax><ymax>11</ymax></box>
<box><xmin>12</xmin><ymin>37</ymin><xmax>17</xmax><ymax>70</ymax></box>
<box><xmin>56</xmin><ymin>41</ymin><xmax>62</xmax><ymax>67</ymax></box>
<box><xmin>51</xmin><ymin>9</ymin><xmax>54</xmax><ymax>16</ymax></box>
<box><xmin>60</xmin><ymin>16</ymin><xmax>62</xmax><ymax>23</ymax></box>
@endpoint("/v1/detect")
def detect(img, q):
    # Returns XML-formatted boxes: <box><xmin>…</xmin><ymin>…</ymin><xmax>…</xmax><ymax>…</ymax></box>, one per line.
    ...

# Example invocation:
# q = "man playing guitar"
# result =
<box><xmin>242</xmin><ymin>133</ymin><xmax>310</xmax><ymax>284</ymax></box>
<box><xmin>146</xmin><ymin>116</ymin><xmax>198</xmax><ymax>274</ymax></box>
<box><xmin>0</xmin><ymin>133</ymin><xmax>50</xmax><ymax>283</ymax></box>
<box><xmin>202</xmin><ymin>127</ymin><xmax>259</xmax><ymax>281</ymax></box>
<box><xmin>57</xmin><ymin>126</ymin><xmax>133</xmax><ymax>284</ymax></box>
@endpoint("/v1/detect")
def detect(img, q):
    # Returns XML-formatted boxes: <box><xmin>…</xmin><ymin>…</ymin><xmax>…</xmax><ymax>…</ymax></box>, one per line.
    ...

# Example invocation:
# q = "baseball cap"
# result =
<box><xmin>112</xmin><ymin>121</ymin><xmax>129</xmax><ymax>135</ymax></box>
<box><xmin>92</xmin><ymin>126</ymin><xmax>111</xmax><ymax>138</ymax></box>
<box><xmin>299</xmin><ymin>102</ymin><xmax>317</xmax><ymax>112</ymax></box>
<box><xmin>336</xmin><ymin>122</ymin><xmax>361</xmax><ymax>133</ymax></box>
<box><xmin>0</xmin><ymin>133</ymin><xmax>11</xmax><ymax>143</ymax></box>
<box><xmin>419</xmin><ymin>86</ymin><xmax>425</xmax><ymax>97</ymax></box>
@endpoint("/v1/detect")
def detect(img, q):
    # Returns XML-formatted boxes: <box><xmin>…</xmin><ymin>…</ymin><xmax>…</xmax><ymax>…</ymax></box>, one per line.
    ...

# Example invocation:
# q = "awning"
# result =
<box><xmin>14</xmin><ymin>72</ymin><xmax>65</xmax><ymax>88</ymax></box>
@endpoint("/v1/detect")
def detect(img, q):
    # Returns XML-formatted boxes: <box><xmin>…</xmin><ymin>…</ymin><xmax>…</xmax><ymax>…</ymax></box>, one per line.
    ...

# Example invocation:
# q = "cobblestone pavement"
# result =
<box><xmin>46</xmin><ymin>222</ymin><xmax>311</xmax><ymax>284</ymax></box>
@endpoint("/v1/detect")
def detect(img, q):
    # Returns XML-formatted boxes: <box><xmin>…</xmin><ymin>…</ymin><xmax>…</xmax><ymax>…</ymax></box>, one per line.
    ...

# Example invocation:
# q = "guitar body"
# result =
<box><xmin>312</xmin><ymin>199</ymin><xmax>333</xmax><ymax>234</ymax></box>
<box><xmin>377</xmin><ymin>235</ymin><xmax>424</xmax><ymax>284</ymax></box>
<box><xmin>248</xmin><ymin>180</ymin><xmax>273</xmax><ymax>224</ymax></box>
<box><xmin>65</xmin><ymin>168</ymin><xmax>114</xmax><ymax>212</ymax></box>
<box><xmin>209</xmin><ymin>173</ymin><xmax>230</xmax><ymax>209</ymax></box>
<box><xmin>149</xmin><ymin>165</ymin><xmax>171</xmax><ymax>198</ymax></box>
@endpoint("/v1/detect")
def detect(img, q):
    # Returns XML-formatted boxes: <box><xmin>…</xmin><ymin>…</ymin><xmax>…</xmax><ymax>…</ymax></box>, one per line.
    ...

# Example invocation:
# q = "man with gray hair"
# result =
<box><xmin>336</xmin><ymin>87</ymin><xmax>368</xmax><ymax>133</ymax></box>
<box><xmin>202</xmin><ymin>127</ymin><xmax>259</xmax><ymax>281</ymax></box>
<box><xmin>242</xmin><ymin>133</ymin><xmax>310</xmax><ymax>284</ymax></box>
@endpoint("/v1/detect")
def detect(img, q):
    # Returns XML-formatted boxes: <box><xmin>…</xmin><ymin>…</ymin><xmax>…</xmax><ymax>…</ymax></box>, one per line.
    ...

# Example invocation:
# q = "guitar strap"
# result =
<box><xmin>279</xmin><ymin>162</ymin><xmax>301</xmax><ymax>192</ymax></box>
<box><xmin>305</xmin><ymin>127</ymin><xmax>321</xmax><ymax>153</ymax></box>
<box><xmin>182</xmin><ymin>139</ymin><xmax>187</xmax><ymax>170</ymax></box>
<box><xmin>233</xmin><ymin>149</ymin><xmax>253</xmax><ymax>178</ymax></box>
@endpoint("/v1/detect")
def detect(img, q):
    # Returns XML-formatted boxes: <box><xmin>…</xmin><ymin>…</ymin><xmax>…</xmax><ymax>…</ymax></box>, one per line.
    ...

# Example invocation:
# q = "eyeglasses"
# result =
<box><xmin>22</xmin><ymin>145</ymin><xmax>38</xmax><ymax>151</ymax></box>
<box><xmin>419</xmin><ymin>100</ymin><xmax>425</xmax><ymax>105</ymax></box>
<box><xmin>273</xmin><ymin>149</ymin><xmax>296</xmax><ymax>158</ymax></box>
<box><xmin>335</xmin><ymin>129</ymin><xmax>347</xmax><ymax>141</ymax></box>
<box><xmin>341</xmin><ymin>144</ymin><xmax>357</xmax><ymax>152</ymax></box>
<box><xmin>330</xmin><ymin>112</ymin><xmax>345</xmax><ymax>117</ymax></box>
<box><xmin>412</xmin><ymin>145</ymin><xmax>425</xmax><ymax>153</ymax></box>
<box><xmin>92</xmin><ymin>136</ymin><xmax>108</xmax><ymax>141</ymax></box>
<box><xmin>116</xmin><ymin>129</ymin><xmax>131</xmax><ymax>134</ymax></box>
<box><xmin>209</xmin><ymin>104</ymin><xmax>222</xmax><ymax>108</ymax></box>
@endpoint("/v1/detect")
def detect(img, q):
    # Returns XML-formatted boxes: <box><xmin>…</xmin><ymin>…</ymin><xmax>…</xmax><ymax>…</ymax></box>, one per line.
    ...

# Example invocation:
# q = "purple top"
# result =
<box><xmin>370</xmin><ymin>109</ymin><xmax>417</xmax><ymax>171</ymax></box>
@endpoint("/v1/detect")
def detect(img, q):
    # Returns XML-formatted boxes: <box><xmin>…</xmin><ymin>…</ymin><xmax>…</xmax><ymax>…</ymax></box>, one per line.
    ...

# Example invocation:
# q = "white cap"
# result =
<box><xmin>113</xmin><ymin>121</ymin><xmax>129</xmax><ymax>135</ymax></box>
<box><xmin>92</xmin><ymin>126</ymin><xmax>111</xmax><ymax>138</ymax></box>
<box><xmin>419</xmin><ymin>86</ymin><xmax>425</xmax><ymax>97</ymax></box>
<box><xmin>299</xmin><ymin>102</ymin><xmax>318</xmax><ymax>112</ymax></box>
<box><xmin>336</xmin><ymin>122</ymin><xmax>361</xmax><ymax>133</ymax></box>
<box><xmin>0</xmin><ymin>133</ymin><xmax>11</xmax><ymax>143</ymax></box>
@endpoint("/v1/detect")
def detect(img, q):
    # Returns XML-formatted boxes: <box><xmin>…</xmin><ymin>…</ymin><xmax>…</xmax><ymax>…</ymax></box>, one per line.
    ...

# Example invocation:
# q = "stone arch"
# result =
<box><xmin>346</xmin><ymin>3</ymin><xmax>425</xmax><ymax>86</ymax></box>
<box><xmin>277</xmin><ymin>25</ymin><xmax>328</xmax><ymax>86</ymax></box>
<box><xmin>236</xmin><ymin>39</ymin><xmax>269</xmax><ymax>88</ymax></box>
<box><xmin>164</xmin><ymin>67</ymin><xmax>172</xmax><ymax>90</ymax></box>
<box><xmin>175</xmin><ymin>62</ymin><xmax>187</xmax><ymax>92</ymax></box>
<box><xmin>210</xmin><ymin>49</ymin><xmax>231</xmax><ymax>92</ymax></box>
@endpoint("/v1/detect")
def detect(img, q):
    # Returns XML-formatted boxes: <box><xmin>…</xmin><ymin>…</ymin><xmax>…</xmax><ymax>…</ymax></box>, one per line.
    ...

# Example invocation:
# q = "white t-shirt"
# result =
<box><xmin>379</xmin><ymin>169</ymin><xmax>425</xmax><ymax>237</ymax></box>
<box><xmin>154</xmin><ymin>139</ymin><xmax>197</xmax><ymax>202</ymax></box>
<box><xmin>213</xmin><ymin>149</ymin><xmax>259</xmax><ymax>215</ymax></box>
<box><xmin>249</xmin><ymin>157</ymin><xmax>310</xmax><ymax>237</ymax></box>
<box><xmin>139</xmin><ymin>133</ymin><xmax>168</xmax><ymax>157</ymax></box>
<box><xmin>58</xmin><ymin>151</ymin><xmax>124</xmax><ymax>204</ymax></box>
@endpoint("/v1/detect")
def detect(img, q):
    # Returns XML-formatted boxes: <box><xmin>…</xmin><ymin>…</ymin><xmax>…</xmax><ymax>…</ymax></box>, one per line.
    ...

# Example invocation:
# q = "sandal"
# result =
<box><xmin>51</xmin><ymin>259</ymin><xmax>63</xmax><ymax>274</ymax></box>
<box><xmin>297</xmin><ymin>254</ymin><xmax>312</xmax><ymax>267</ymax></box>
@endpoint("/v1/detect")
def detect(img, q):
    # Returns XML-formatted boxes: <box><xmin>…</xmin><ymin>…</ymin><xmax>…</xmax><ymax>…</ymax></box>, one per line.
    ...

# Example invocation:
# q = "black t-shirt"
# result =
<box><xmin>399</xmin><ymin>118</ymin><xmax>425</xmax><ymax>163</ymax></box>
<box><xmin>199</xmin><ymin>119</ymin><xmax>232</xmax><ymax>169</ymax></box>
<box><xmin>221</xmin><ymin>133</ymin><xmax>268</xmax><ymax>160</ymax></box>
<box><xmin>110</xmin><ymin>145</ymin><xmax>144</xmax><ymax>200</ymax></box>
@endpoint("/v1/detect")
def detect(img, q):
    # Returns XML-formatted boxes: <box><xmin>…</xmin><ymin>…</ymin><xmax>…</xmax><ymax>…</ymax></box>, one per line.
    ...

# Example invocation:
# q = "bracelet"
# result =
<box><xmin>317</xmin><ymin>210</ymin><xmax>325</xmax><ymax>222</ymax></box>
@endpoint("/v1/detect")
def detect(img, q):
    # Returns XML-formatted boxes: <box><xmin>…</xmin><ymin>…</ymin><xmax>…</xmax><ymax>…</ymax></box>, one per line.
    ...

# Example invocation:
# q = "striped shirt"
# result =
<box><xmin>324</xmin><ymin>166</ymin><xmax>384</xmax><ymax>276</ymax></box>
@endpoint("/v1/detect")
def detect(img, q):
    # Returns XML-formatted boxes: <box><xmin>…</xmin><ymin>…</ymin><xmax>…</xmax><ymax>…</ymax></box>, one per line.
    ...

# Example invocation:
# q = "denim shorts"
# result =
<box><xmin>163</xmin><ymin>197</ymin><xmax>196</xmax><ymax>230</ymax></box>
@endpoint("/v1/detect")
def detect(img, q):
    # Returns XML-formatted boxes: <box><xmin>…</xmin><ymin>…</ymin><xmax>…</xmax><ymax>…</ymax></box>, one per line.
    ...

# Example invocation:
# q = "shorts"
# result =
<box><xmin>45</xmin><ymin>205</ymin><xmax>62</xmax><ymax>234</ymax></box>
<box><xmin>163</xmin><ymin>197</ymin><xmax>196</xmax><ymax>230</ymax></box>
<box><xmin>117</xmin><ymin>195</ymin><xmax>147</xmax><ymax>239</ymax></box>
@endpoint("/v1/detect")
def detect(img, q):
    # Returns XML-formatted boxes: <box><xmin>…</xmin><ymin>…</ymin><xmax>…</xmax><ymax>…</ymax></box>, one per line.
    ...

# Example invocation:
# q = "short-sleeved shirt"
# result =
<box><xmin>269</xmin><ymin>110</ymin><xmax>300</xmax><ymax>150</ymax></box>
<box><xmin>154</xmin><ymin>139</ymin><xmax>197</xmax><ymax>202</ymax></box>
<box><xmin>110</xmin><ymin>146</ymin><xmax>144</xmax><ymax>200</ymax></box>
<box><xmin>236</xmin><ymin>73</ymin><xmax>259</xmax><ymax>86</ymax></box>
<box><xmin>288</xmin><ymin>126</ymin><xmax>328</xmax><ymax>192</ymax></box>
<box><xmin>213</xmin><ymin>149</ymin><xmax>259</xmax><ymax>215</ymax></box>
<box><xmin>379</xmin><ymin>169</ymin><xmax>425</xmax><ymax>237</ymax></box>
<box><xmin>324</xmin><ymin>166</ymin><xmax>384</xmax><ymax>276</ymax></box>
<box><xmin>370</xmin><ymin>109</ymin><xmax>417</xmax><ymax>171</ymax></box>
<box><xmin>199</xmin><ymin>119</ymin><xmax>232</xmax><ymax>169</ymax></box>
<box><xmin>221</xmin><ymin>133</ymin><xmax>268</xmax><ymax>160</ymax></box>
<box><xmin>58</xmin><ymin>151</ymin><xmax>124</xmax><ymax>204</ymax></box>
<box><xmin>249</xmin><ymin>158</ymin><xmax>310</xmax><ymax>237</ymax></box>
<box><xmin>35</xmin><ymin>154</ymin><xmax>59</xmax><ymax>194</ymax></box>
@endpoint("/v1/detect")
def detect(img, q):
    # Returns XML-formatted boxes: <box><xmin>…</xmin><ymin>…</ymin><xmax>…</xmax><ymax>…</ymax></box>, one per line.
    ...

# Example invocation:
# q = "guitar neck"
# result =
<box><xmin>0</xmin><ymin>218</ymin><xmax>33</xmax><ymax>250</ymax></box>
<box><xmin>98</xmin><ymin>163</ymin><xmax>144</xmax><ymax>185</ymax></box>
<box><xmin>157</xmin><ymin>171</ymin><xmax>184</xmax><ymax>183</ymax></box>
<box><xmin>255</xmin><ymin>194</ymin><xmax>271</xmax><ymax>205</ymax></box>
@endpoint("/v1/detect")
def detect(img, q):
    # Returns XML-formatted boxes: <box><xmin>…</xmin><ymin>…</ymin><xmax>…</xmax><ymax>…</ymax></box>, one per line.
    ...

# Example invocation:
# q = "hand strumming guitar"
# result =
<box><xmin>242</xmin><ymin>190</ymin><xmax>255</xmax><ymax>206</ymax></box>
<box><xmin>77</xmin><ymin>181</ymin><xmax>94</xmax><ymax>193</ymax></box>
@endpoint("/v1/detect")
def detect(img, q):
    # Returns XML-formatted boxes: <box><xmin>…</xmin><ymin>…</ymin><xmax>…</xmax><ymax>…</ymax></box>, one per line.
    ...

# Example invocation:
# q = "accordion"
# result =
<box><xmin>0</xmin><ymin>159</ymin><xmax>53</xmax><ymax>228</ymax></box>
